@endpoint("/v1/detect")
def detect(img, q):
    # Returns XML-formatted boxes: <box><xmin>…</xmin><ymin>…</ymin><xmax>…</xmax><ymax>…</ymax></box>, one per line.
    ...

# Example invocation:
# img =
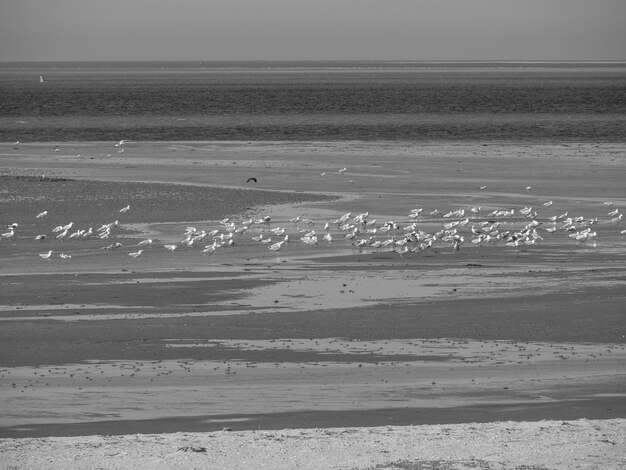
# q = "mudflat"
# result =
<box><xmin>0</xmin><ymin>141</ymin><xmax>624</xmax><ymax>468</ymax></box>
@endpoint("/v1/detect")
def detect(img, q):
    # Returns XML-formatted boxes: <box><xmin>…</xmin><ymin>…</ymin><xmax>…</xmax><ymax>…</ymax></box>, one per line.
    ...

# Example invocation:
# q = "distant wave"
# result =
<box><xmin>2</xmin><ymin>60</ymin><xmax>626</xmax><ymax>71</ymax></box>
<box><xmin>1</xmin><ymin>63</ymin><xmax>625</xmax><ymax>142</ymax></box>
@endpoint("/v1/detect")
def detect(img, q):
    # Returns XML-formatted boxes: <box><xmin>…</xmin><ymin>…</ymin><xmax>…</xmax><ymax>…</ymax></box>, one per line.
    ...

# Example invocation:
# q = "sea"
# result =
<box><xmin>1</xmin><ymin>61</ymin><xmax>625</xmax><ymax>142</ymax></box>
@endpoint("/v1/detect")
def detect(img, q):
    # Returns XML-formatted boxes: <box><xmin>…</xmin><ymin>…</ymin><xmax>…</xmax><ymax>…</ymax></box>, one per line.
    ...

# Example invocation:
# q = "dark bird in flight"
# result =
<box><xmin>246</xmin><ymin>177</ymin><xmax>258</xmax><ymax>183</ymax></box>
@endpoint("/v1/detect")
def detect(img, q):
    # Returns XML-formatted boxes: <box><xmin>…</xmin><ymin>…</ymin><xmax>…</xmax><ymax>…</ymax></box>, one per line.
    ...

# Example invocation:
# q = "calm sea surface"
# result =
<box><xmin>1</xmin><ymin>61</ymin><xmax>625</xmax><ymax>142</ymax></box>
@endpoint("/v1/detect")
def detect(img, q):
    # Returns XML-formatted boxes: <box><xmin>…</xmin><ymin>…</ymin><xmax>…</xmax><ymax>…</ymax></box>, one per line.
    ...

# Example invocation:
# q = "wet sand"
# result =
<box><xmin>0</xmin><ymin>141</ymin><xmax>625</xmax><ymax>466</ymax></box>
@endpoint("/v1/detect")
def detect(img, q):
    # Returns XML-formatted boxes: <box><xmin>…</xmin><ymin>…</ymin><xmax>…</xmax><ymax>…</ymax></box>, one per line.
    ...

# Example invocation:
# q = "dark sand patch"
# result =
<box><xmin>0</xmin><ymin>174</ymin><xmax>334</xmax><ymax>227</ymax></box>
<box><xmin>1</xmin><ymin>287</ymin><xmax>625</xmax><ymax>367</ymax></box>
<box><xmin>3</xmin><ymin>400</ymin><xmax>626</xmax><ymax>439</ymax></box>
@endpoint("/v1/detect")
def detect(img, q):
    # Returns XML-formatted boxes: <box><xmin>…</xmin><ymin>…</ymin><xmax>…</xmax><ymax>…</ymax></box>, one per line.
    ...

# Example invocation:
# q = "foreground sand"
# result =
<box><xmin>2</xmin><ymin>419</ymin><xmax>625</xmax><ymax>470</ymax></box>
<box><xmin>0</xmin><ymin>141</ymin><xmax>624</xmax><ymax>466</ymax></box>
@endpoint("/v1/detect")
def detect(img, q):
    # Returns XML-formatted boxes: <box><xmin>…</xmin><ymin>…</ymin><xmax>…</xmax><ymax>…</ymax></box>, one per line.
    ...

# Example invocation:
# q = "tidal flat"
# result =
<box><xmin>0</xmin><ymin>140</ymin><xmax>624</xmax><ymax>468</ymax></box>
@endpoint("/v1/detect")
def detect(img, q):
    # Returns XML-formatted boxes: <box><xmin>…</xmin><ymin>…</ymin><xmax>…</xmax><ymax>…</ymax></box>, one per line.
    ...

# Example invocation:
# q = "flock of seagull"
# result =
<box><xmin>5</xmin><ymin>140</ymin><xmax>622</xmax><ymax>261</ymax></box>
<box><xmin>1</xmin><ymin>192</ymin><xmax>623</xmax><ymax>262</ymax></box>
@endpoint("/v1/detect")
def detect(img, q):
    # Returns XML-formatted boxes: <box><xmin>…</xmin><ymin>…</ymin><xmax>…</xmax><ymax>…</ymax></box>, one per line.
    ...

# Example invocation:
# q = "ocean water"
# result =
<box><xmin>1</xmin><ymin>61</ymin><xmax>625</xmax><ymax>142</ymax></box>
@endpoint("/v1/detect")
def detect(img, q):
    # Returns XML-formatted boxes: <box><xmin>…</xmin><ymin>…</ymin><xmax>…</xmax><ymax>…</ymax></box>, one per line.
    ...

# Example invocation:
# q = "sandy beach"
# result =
<box><xmin>1</xmin><ymin>419</ymin><xmax>624</xmax><ymax>469</ymax></box>
<box><xmin>0</xmin><ymin>140</ymin><xmax>625</xmax><ymax>468</ymax></box>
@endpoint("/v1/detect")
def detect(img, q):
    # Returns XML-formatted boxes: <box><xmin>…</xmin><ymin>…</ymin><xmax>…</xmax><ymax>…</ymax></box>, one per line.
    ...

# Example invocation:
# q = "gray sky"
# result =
<box><xmin>1</xmin><ymin>0</ymin><xmax>625</xmax><ymax>61</ymax></box>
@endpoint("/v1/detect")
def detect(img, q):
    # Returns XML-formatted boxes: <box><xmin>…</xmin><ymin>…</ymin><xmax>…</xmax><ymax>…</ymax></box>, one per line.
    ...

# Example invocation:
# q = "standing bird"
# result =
<box><xmin>119</xmin><ymin>205</ymin><xmax>130</xmax><ymax>213</ymax></box>
<box><xmin>269</xmin><ymin>240</ymin><xmax>286</xmax><ymax>251</ymax></box>
<box><xmin>39</xmin><ymin>251</ymin><xmax>53</xmax><ymax>259</ymax></box>
<box><xmin>36</xmin><ymin>210</ymin><xmax>48</xmax><ymax>219</ymax></box>
<box><xmin>202</xmin><ymin>244</ymin><xmax>217</xmax><ymax>254</ymax></box>
<box><xmin>128</xmin><ymin>250</ymin><xmax>143</xmax><ymax>258</ymax></box>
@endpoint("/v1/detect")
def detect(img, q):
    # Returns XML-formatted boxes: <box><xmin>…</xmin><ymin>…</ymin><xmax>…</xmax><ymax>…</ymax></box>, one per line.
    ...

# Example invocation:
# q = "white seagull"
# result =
<box><xmin>39</xmin><ymin>251</ymin><xmax>53</xmax><ymax>259</ymax></box>
<box><xmin>203</xmin><ymin>244</ymin><xmax>217</xmax><ymax>254</ymax></box>
<box><xmin>268</xmin><ymin>241</ymin><xmax>285</xmax><ymax>251</ymax></box>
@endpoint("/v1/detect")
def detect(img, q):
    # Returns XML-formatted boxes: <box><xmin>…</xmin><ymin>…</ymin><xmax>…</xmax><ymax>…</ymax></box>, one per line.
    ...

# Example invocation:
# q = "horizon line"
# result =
<box><xmin>2</xmin><ymin>59</ymin><xmax>626</xmax><ymax>63</ymax></box>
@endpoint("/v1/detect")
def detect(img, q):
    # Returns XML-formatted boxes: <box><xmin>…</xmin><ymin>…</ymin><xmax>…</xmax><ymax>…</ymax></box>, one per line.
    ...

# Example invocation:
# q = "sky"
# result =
<box><xmin>1</xmin><ymin>0</ymin><xmax>625</xmax><ymax>62</ymax></box>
